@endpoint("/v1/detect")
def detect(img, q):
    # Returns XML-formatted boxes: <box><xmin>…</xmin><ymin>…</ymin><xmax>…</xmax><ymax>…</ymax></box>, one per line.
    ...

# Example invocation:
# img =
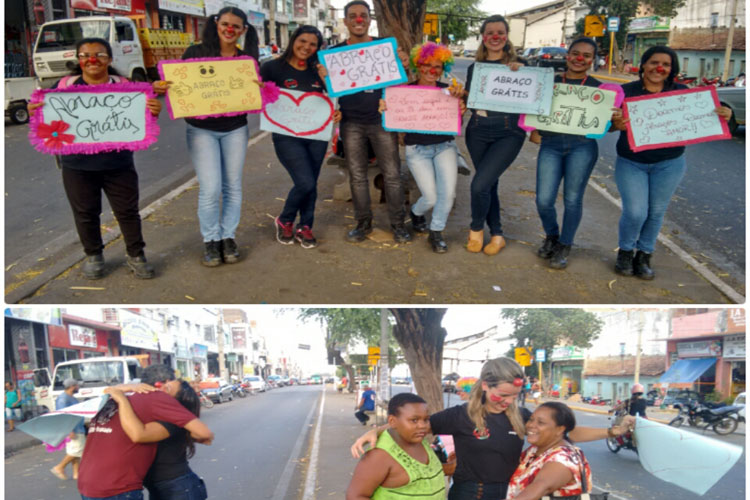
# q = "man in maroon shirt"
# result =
<box><xmin>78</xmin><ymin>365</ymin><xmax>213</xmax><ymax>500</ymax></box>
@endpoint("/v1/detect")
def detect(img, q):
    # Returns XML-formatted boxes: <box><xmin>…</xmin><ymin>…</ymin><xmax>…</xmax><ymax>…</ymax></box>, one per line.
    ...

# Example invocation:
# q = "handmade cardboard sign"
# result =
<box><xmin>519</xmin><ymin>83</ymin><xmax>624</xmax><ymax>138</ymax></box>
<box><xmin>158</xmin><ymin>56</ymin><xmax>263</xmax><ymax>119</ymax></box>
<box><xmin>260</xmin><ymin>89</ymin><xmax>337</xmax><ymax>141</ymax></box>
<box><xmin>382</xmin><ymin>85</ymin><xmax>461</xmax><ymax>135</ymax></box>
<box><xmin>317</xmin><ymin>37</ymin><xmax>408</xmax><ymax>97</ymax></box>
<box><xmin>28</xmin><ymin>82</ymin><xmax>159</xmax><ymax>155</ymax></box>
<box><xmin>624</xmin><ymin>86</ymin><xmax>730</xmax><ymax>152</ymax></box>
<box><xmin>467</xmin><ymin>63</ymin><xmax>554</xmax><ymax>115</ymax></box>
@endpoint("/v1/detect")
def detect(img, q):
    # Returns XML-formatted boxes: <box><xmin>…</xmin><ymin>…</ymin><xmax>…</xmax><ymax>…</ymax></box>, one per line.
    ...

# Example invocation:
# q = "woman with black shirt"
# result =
<box><xmin>260</xmin><ymin>25</ymin><xmax>341</xmax><ymax>249</ymax></box>
<box><xmin>611</xmin><ymin>46</ymin><xmax>732</xmax><ymax>279</ymax></box>
<box><xmin>157</xmin><ymin>7</ymin><xmax>259</xmax><ymax>267</ymax></box>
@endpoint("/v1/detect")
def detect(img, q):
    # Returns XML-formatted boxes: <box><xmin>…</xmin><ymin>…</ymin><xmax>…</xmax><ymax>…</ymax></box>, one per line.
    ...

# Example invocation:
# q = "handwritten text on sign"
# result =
<box><xmin>28</xmin><ymin>82</ymin><xmax>158</xmax><ymax>155</ymax></box>
<box><xmin>318</xmin><ymin>37</ymin><xmax>407</xmax><ymax>97</ymax></box>
<box><xmin>625</xmin><ymin>87</ymin><xmax>730</xmax><ymax>152</ymax></box>
<box><xmin>519</xmin><ymin>83</ymin><xmax>624</xmax><ymax>138</ymax></box>
<box><xmin>467</xmin><ymin>63</ymin><xmax>554</xmax><ymax>115</ymax></box>
<box><xmin>382</xmin><ymin>85</ymin><xmax>461</xmax><ymax>135</ymax></box>
<box><xmin>260</xmin><ymin>90</ymin><xmax>337</xmax><ymax>141</ymax></box>
<box><xmin>158</xmin><ymin>56</ymin><xmax>262</xmax><ymax>119</ymax></box>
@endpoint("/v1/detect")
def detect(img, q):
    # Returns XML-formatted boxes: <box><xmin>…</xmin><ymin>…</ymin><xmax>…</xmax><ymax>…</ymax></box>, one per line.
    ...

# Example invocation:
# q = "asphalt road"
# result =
<box><xmin>3</xmin><ymin>385</ymin><xmax>318</xmax><ymax>500</ymax></box>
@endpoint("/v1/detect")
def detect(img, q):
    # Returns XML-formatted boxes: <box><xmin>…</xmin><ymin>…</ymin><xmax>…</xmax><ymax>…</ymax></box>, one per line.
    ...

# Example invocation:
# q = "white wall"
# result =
<box><xmin>525</xmin><ymin>10</ymin><xmax>566</xmax><ymax>48</ymax></box>
<box><xmin>671</xmin><ymin>0</ymin><xmax>745</xmax><ymax>29</ymax></box>
<box><xmin>587</xmin><ymin>310</ymin><xmax>670</xmax><ymax>358</ymax></box>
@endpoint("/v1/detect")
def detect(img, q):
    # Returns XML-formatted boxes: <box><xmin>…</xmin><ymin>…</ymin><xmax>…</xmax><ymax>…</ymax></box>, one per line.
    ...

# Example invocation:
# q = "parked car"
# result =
<box><xmin>521</xmin><ymin>47</ymin><xmax>539</xmax><ymax>62</ymax></box>
<box><xmin>324</xmin><ymin>377</ymin><xmax>335</xmax><ymax>384</ymax></box>
<box><xmin>463</xmin><ymin>48</ymin><xmax>477</xmax><ymax>58</ymax></box>
<box><xmin>527</xmin><ymin>47</ymin><xmax>567</xmax><ymax>71</ymax></box>
<box><xmin>267</xmin><ymin>374</ymin><xmax>282</xmax><ymax>388</ymax></box>
<box><xmin>733</xmin><ymin>392</ymin><xmax>745</xmax><ymax>421</ymax></box>
<box><xmin>716</xmin><ymin>86</ymin><xmax>745</xmax><ymax>135</ymax></box>
<box><xmin>199</xmin><ymin>378</ymin><xmax>234</xmax><ymax>404</ymax></box>
<box><xmin>442</xmin><ymin>373</ymin><xmax>460</xmax><ymax>393</ymax></box>
<box><xmin>258</xmin><ymin>46</ymin><xmax>274</xmax><ymax>65</ymax></box>
<box><xmin>242</xmin><ymin>375</ymin><xmax>267</xmax><ymax>393</ymax></box>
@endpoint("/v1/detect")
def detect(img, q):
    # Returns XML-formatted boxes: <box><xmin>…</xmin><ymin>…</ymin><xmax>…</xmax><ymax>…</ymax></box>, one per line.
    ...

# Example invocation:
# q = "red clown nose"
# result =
<box><xmin>355</xmin><ymin>16</ymin><xmax>364</xmax><ymax>23</ymax></box>
<box><xmin>226</xmin><ymin>28</ymin><xmax>235</xmax><ymax>35</ymax></box>
<box><xmin>656</xmin><ymin>66</ymin><xmax>666</xmax><ymax>73</ymax></box>
<box><xmin>154</xmin><ymin>382</ymin><xmax>163</xmax><ymax>388</ymax></box>
<box><xmin>88</xmin><ymin>57</ymin><xmax>98</xmax><ymax>64</ymax></box>
<box><xmin>429</xmin><ymin>67</ymin><xmax>438</xmax><ymax>75</ymax></box>
<box><xmin>576</xmin><ymin>55</ymin><xmax>584</xmax><ymax>61</ymax></box>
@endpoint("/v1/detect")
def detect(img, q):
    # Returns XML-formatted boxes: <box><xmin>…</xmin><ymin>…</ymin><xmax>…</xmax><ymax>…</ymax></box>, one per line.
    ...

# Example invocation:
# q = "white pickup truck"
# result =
<box><xmin>33</xmin><ymin>356</ymin><xmax>143</xmax><ymax>413</ymax></box>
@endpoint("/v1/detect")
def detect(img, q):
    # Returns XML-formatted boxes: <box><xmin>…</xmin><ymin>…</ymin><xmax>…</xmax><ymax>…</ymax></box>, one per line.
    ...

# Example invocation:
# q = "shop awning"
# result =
<box><xmin>659</xmin><ymin>358</ymin><xmax>716</xmax><ymax>384</ymax></box>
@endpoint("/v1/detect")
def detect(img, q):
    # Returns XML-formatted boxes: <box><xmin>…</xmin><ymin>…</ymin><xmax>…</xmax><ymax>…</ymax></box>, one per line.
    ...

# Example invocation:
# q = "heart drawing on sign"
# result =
<box><xmin>263</xmin><ymin>91</ymin><xmax>335</xmax><ymax>137</ymax></box>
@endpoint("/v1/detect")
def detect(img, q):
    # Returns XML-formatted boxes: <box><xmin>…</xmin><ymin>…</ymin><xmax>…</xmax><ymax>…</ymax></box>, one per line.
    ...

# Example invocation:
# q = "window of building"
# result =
<box><xmin>103</xmin><ymin>308</ymin><xmax>119</xmax><ymax>322</ymax></box>
<box><xmin>729</xmin><ymin>59</ymin><xmax>735</xmax><ymax>76</ymax></box>
<box><xmin>82</xmin><ymin>351</ymin><xmax>104</xmax><ymax>358</ymax></box>
<box><xmin>682</xmin><ymin>58</ymin><xmax>689</xmax><ymax>74</ymax></box>
<box><xmin>740</xmin><ymin>60</ymin><xmax>745</xmax><ymax>74</ymax></box>
<box><xmin>33</xmin><ymin>323</ymin><xmax>49</xmax><ymax>369</ymax></box>
<box><xmin>597</xmin><ymin>382</ymin><xmax>602</xmax><ymax>396</ymax></box>
<box><xmin>204</xmin><ymin>325</ymin><xmax>215</xmax><ymax>342</ymax></box>
<box><xmin>713</xmin><ymin>58</ymin><xmax>720</xmax><ymax>76</ymax></box>
<box><xmin>710</xmin><ymin>12</ymin><xmax>719</xmax><ymax>28</ymax></box>
<box><xmin>52</xmin><ymin>348</ymin><xmax>79</xmax><ymax>366</ymax></box>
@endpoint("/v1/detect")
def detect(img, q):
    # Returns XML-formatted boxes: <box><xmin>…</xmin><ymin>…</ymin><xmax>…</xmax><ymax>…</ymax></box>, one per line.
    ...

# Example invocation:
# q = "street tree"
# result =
<box><xmin>372</xmin><ymin>0</ymin><xmax>427</xmax><ymax>51</ymax></box>
<box><xmin>426</xmin><ymin>0</ymin><xmax>486</xmax><ymax>43</ymax></box>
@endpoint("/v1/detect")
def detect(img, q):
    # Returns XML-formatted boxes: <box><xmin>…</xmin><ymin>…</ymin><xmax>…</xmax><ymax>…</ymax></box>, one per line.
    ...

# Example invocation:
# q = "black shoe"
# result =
<box><xmin>126</xmin><ymin>253</ymin><xmax>155</xmax><ymax>279</ymax></box>
<box><xmin>202</xmin><ymin>241</ymin><xmax>222</xmax><ymax>267</ymax></box>
<box><xmin>615</xmin><ymin>249</ymin><xmax>634</xmax><ymax>276</ymax></box>
<box><xmin>295</xmin><ymin>226</ymin><xmax>318</xmax><ymax>249</ymax></box>
<box><xmin>549</xmin><ymin>242</ymin><xmax>571</xmax><ymax>269</ymax></box>
<box><xmin>347</xmin><ymin>219</ymin><xmax>373</xmax><ymax>242</ymax></box>
<box><xmin>633</xmin><ymin>250</ymin><xmax>655</xmax><ymax>280</ymax></box>
<box><xmin>409</xmin><ymin>209</ymin><xmax>428</xmax><ymax>233</ymax></box>
<box><xmin>428</xmin><ymin>230</ymin><xmax>448</xmax><ymax>253</ymax></box>
<box><xmin>82</xmin><ymin>254</ymin><xmax>104</xmax><ymax>280</ymax></box>
<box><xmin>391</xmin><ymin>224</ymin><xmax>412</xmax><ymax>243</ymax></box>
<box><xmin>222</xmin><ymin>238</ymin><xmax>240</xmax><ymax>264</ymax></box>
<box><xmin>275</xmin><ymin>217</ymin><xmax>295</xmax><ymax>245</ymax></box>
<box><xmin>537</xmin><ymin>235</ymin><xmax>559</xmax><ymax>259</ymax></box>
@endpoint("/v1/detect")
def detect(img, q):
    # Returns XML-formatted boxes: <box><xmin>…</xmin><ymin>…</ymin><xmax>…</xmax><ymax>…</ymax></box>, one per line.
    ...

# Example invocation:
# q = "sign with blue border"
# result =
<box><xmin>317</xmin><ymin>37</ymin><xmax>408</xmax><ymax>98</ymax></box>
<box><xmin>608</xmin><ymin>16</ymin><xmax>620</xmax><ymax>32</ymax></box>
<box><xmin>466</xmin><ymin>63</ymin><xmax>554</xmax><ymax>115</ymax></box>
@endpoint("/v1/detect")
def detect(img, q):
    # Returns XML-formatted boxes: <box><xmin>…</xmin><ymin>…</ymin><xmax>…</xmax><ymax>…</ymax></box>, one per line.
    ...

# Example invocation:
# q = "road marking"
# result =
<box><xmin>248</xmin><ymin>130</ymin><xmax>269</xmax><ymax>148</ymax></box>
<box><xmin>302</xmin><ymin>388</ymin><xmax>326</xmax><ymax>500</ymax></box>
<box><xmin>587</xmin><ymin>180</ymin><xmax>745</xmax><ymax>303</ymax></box>
<box><xmin>271</xmin><ymin>391</ymin><xmax>320</xmax><ymax>500</ymax></box>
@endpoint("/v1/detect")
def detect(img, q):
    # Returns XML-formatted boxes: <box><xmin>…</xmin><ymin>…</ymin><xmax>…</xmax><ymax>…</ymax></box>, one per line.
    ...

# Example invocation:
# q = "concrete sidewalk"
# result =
<box><xmin>8</xmin><ymin>128</ymin><xmax>740</xmax><ymax>304</ymax></box>
<box><xmin>4</xmin><ymin>427</ymin><xmax>43</xmax><ymax>458</ymax></box>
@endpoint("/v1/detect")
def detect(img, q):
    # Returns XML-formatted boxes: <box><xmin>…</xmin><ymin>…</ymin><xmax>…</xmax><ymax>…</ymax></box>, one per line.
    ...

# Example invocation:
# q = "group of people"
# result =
<box><xmin>30</xmin><ymin>1</ymin><xmax>732</xmax><ymax>281</ymax></box>
<box><xmin>346</xmin><ymin>357</ymin><xmax>636</xmax><ymax>500</ymax></box>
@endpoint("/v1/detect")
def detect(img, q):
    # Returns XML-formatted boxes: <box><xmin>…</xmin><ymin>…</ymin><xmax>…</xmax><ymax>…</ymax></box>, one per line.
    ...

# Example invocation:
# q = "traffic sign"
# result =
<box><xmin>608</xmin><ymin>16</ymin><xmax>620</xmax><ymax>32</ymax></box>
<box><xmin>515</xmin><ymin>347</ymin><xmax>533</xmax><ymax>367</ymax></box>
<box><xmin>424</xmin><ymin>13</ymin><xmax>438</xmax><ymax>36</ymax></box>
<box><xmin>536</xmin><ymin>349</ymin><xmax>546</xmax><ymax>363</ymax></box>
<box><xmin>368</xmin><ymin>346</ymin><xmax>381</xmax><ymax>356</ymax></box>
<box><xmin>584</xmin><ymin>15</ymin><xmax>605</xmax><ymax>37</ymax></box>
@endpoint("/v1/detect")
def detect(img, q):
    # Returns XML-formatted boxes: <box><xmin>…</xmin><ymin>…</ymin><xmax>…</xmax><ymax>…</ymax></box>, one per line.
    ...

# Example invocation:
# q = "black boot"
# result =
<box><xmin>82</xmin><ymin>254</ymin><xmax>105</xmax><ymax>280</ymax></box>
<box><xmin>537</xmin><ymin>235</ymin><xmax>559</xmax><ymax>259</ymax></box>
<box><xmin>202</xmin><ymin>241</ymin><xmax>222</xmax><ymax>267</ymax></box>
<box><xmin>391</xmin><ymin>224</ymin><xmax>412</xmax><ymax>243</ymax></box>
<box><xmin>428</xmin><ymin>230</ymin><xmax>448</xmax><ymax>253</ymax></box>
<box><xmin>633</xmin><ymin>250</ymin><xmax>655</xmax><ymax>280</ymax></box>
<box><xmin>346</xmin><ymin>219</ymin><xmax>373</xmax><ymax>242</ymax></box>
<box><xmin>222</xmin><ymin>238</ymin><xmax>240</xmax><ymax>264</ymax></box>
<box><xmin>126</xmin><ymin>253</ymin><xmax>155</xmax><ymax>279</ymax></box>
<box><xmin>549</xmin><ymin>243</ymin><xmax>571</xmax><ymax>269</ymax></box>
<box><xmin>615</xmin><ymin>249</ymin><xmax>634</xmax><ymax>276</ymax></box>
<box><xmin>409</xmin><ymin>209</ymin><xmax>427</xmax><ymax>233</ymax></box>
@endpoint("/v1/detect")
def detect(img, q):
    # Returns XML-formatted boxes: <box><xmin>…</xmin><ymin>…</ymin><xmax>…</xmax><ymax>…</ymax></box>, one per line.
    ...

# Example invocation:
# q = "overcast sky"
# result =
<box><xmin>329</xmin><ymin>0</ymin><xmax>552</xmax><ymax>16</ymax></box>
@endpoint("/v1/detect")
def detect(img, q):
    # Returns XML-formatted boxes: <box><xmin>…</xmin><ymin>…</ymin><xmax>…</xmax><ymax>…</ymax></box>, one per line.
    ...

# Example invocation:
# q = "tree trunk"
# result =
<box><xmin>390</xmin><ymin>308</ymin><xmax>447</xmax><ymax>414</ymax></box>
<box><xmin>372</xmin><ymin>0</ymin><xmax>426</xmax><ymax>52</ymax></box>
<box><xmin>344</xmin><ymin>363</ymin><xmax>356</xmax><ymax>392</ymax></box>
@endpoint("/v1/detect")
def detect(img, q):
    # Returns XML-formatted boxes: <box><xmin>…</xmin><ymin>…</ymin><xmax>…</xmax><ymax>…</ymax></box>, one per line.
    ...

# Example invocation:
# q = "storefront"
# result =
<box><xmin>71</xmin><ymin>0</ymin><xmax>147</xmax><ymax>27</ymax></box>
<box><xmin>192</xmin><ymin>343</ymin><xmax>208</xmax><ymax>380</ymax></box>
<box><xmin>248</xmin><ymin>10</ymin><xmax>265</xmax><ymax>46</ymax></box>
<box><xmin>723</xmin><ymin>334</ymin><xmax>745</xmax><ymax>396</ymax></box>
<box><xmin>50</xmin><ymin>315</ymin><xmax>116</xmax><ymax>367</ymax></box>
<box><xmin>156</xmin><ymin>0</ymin><xmax>204</xmax><ymax>35</ymax></box>
<box><xmin>549</xmin><ymin>346</ymin><xmax>584</xmax><ymax>396</ymax></box>
<box><xmin>118</xmin><ymin>309</ymin><xmax>170</xmax><ymax>365</ymax></box>
<box><xmin>625</xmin><ymin>16</ymin><xmax>670</xmax><ymax>67</ymax></box>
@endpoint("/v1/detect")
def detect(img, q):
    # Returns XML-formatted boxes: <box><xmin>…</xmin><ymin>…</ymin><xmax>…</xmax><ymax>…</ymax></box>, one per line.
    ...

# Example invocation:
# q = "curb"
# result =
<box><xmin>594</xmin><ymin>74</ymin><xmax>632</xmax><ymax>83</ymax></box>
<box><xmin>4</xmin><ymin>437</ymin><xmax>42</xmax><ymax>458</ymax></box>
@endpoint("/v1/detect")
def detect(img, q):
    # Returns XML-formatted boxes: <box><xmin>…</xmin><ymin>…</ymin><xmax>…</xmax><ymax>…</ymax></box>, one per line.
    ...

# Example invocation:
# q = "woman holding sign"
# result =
<box><xmin>157</xmin><ymin>7</ymin><xmax>259</xmax><ymax>267</ymax></box>
<box><xmin>28</xmin><ymin>37</ymin><xmax>161</xmax><ymax>280</ymax></box>
<box><xmin>260</xmin><ymin>25</ymin><xmax>341</xmax><ymax>249</ymax></box>
<box><xmin>464</xmin><ymin>15</ymin><xmax>526</xmax><ymax>256</ymax></box>
<box><xmin>611</xmin><ymin>46</ymin><xmax>732</xmax><ymax>279</ymax></box>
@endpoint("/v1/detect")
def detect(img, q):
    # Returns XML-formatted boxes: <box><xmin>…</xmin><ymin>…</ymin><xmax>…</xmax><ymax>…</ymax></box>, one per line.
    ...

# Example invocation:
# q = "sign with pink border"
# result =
<box><xmin>28</xmin><ymin>82</ymin><xmax>159</xmax><ymax>155</ymax></box>
<box><xmin>260</xmin><ymin>89</ymin><xmax>337</xmax><ymax>141</ymax></box>
<box><xmin>624</xmin><ymin>86</ymin><xmax>730</xmax><ymax>152</ymax></box>
<box><xmin>382</xmin><ymin>85</ymin><xmax>462</xmax><ymax>135</ymax></box>
<box><xmin>158</xmin><ymin>56</ymin><xmax>264</xmax><ymax>119</ymax></box>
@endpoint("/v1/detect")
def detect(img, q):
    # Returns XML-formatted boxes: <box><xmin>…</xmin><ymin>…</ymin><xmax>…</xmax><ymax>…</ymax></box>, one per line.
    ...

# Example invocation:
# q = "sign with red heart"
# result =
<box><xmin>260</xmin><ymin>89</ymin><xmax>337</xmax><ymax>141</ymax></box>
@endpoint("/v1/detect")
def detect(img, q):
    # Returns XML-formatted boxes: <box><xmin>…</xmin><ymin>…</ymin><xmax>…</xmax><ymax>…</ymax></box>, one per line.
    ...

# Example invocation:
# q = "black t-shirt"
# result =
<box><xmin>403</xmin><ymin>81</ymin><xmax>455</xmax><ymax>146</ymax></box>
<box><xmin>628</xmin><ymin>397</ymin><xmax>648</xmax><ymax>417</ymax></box>
<box><xmin>260</xmin><ymin>57</ymin><xmax>325</xmax><ymax>93</ymax></box>
<box><xmin>143</xmin><ymin>421</ymin><xmax>189</xmax><ymax>485</ymax></box>
<box><xmin>429</xmin><ymin>403</ymin><xmax>532</xmax><ymax>484</ymax></box>
<box><xmin>181</xmin><ymin>43</ymin><xmax>249</xmax><ymax>132</ymax></box>
<box><xmin>465</xmin><ymin>58</ymin><xmax>527</xmax><ymax>125</ymax></box>
<box><xmin>51</xmin><ymin>76</ymin><xmax>135</xmax><ymax>171</ymax></box>
<box><xmin>539</xmin><ymin>73</ymin><xmax>603</xmax><ymax>138</ymax></box>
<box><xmin>330</xmin><ymin>37</ymin><xmax>385</xmax><ymax>125</ymax></box>
<box><xmin>616</xmin><ymin>80</ymin><xmax>688</xmax><ymax>164</ymax></box>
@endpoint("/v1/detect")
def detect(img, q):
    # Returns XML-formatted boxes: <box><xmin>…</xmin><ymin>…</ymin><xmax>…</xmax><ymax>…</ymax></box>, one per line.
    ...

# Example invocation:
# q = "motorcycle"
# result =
<box><xmin>606</xmin><ymin>407</ymin><xmax>638</xmax><ymax>455</ymax></box>
<box><xmin>675</xmin><ymin>72</ymin><xmax>697</xmax><ymax>86</ymax></box>
<box><xmin>701</xmin><ymin>76</ymin><xmax>723</xmax><ymax>87</ymax></box>
<box><xmin>199</xmin><ymin>391</ymin><xmax>214</xmax><ymax>409</ymax></box>
<box><xmin>668</xmin><ymin>399</ymin><xmax>741</xmax><ymax>435</ymax></box>
<box><xmin>230</xmin><ymin>383</ymin><xmax>247</xmax><ymax>398</ymax></box>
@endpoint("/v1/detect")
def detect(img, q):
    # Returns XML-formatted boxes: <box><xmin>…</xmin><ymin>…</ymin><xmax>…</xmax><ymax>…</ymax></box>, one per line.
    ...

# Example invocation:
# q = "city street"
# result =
<box><xmin>6</xmin><ymin>385</ymin><xmax>745</xmax><ymax>500</ymax></box>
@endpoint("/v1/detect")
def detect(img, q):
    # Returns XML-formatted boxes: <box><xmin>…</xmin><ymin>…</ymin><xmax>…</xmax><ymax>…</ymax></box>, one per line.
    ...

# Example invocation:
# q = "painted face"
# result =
<box><xmin>345</xmin><ymin>5</ymin><xmax>370</xmax><ymax>37</ymax></box>
<box><xmin>160</xmin><ymin>379</ymin><xmax>181</xmax><ymax>397</ymax></box>
<box><xmin>482</xmin><ymin>381</ymin><xmax>520</xmax><ymax>413</ymax></box>
<box><xmin>388</xmin><ymin>402</ymin><xmax>431</xmax><ymax>444</ymax></box>
<box><xmin>526</xmin><ymin>406</ymin><xmax>565</xmax><ymax>449</ymax></box>
<box><xmin>292</xmin><ymin>33</ymin><xmax>319</xmax><ymax>64</ymax></box>
<box><xmin>77</xmin><ymin>42</ymin><xmax>110</xmax><ymax>78</ymax></box>
<box><xmin>482</xmin><ymin>22</ymin><xmax>508</xmax><ymax>52</ymax></box>
<box><xmin>566</xmin><ymin>43</ymin><xmax>595</xmax><ymax>73</ymax></box>
<box><xmin>216</xmin><ymin>13</ymin><xmax>246</xmax><ymax>46</ymax></box>
<box><xmin>418</xmin><ymin>61</ymin><xmax>443</xmax><ymax>82</ymax></box>
<box><xmin>642</xmin><ymin>53</ymin><xmax>672</xmax><ymax>86</ymax></box>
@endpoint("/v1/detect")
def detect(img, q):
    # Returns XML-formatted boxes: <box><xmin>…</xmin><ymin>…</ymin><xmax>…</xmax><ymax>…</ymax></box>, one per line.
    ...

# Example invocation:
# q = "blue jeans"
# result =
<box><xmin>81</xmin><ymin>490</ymin><xmax>143</xmax><ymax>500</ymax></box>
<box><xmin>272</xmin><ymin>133</ymin><xmax>328</xmax><ymax>228</ymax></box>
<box><xmin>146</xmin><ymin>469</ymin><xmax>207</xmax><ymax>500</ymax></box>
<box><xmin>535</xmin><ymin>135</ymin><xmax>599</xmax><ymax>245</ymax></box>
<box><xmin>186</xmin><ymin>124</ymin><xmax>249</xmax><ymax>242</ymax></box>
<box><xmin>405</xmin><ymin>141</ymin><xmax>459</xmax><ymax>231</ymax></box>
<box><xmin>465</xmin><ymin>113</ymin><xmax>525</xmax><ymax>235</ymax></box>
<box><xmin>615</xmin><ymin>154</ymin><xmax>686</xmax><ymax>254</ymax></box>
<box><xmin>448</xmin><ymin>481</ymin><xmax>508</xmax><ymax>500</ymax></box>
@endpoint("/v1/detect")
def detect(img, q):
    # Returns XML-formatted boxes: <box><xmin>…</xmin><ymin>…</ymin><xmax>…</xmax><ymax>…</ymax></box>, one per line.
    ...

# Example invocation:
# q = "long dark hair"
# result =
<box><xmin>69</xmin><ymin>38</ymin><xmax>121</xmax><ymax>76</ymax></box>
<box><xmin>639</xmin><ymin>45</ymin><xmax>679</xmax><ymax>89</ymax></box>
<box><xmin>175</xmin><ymin>381</ymin><xmax>201</xmax><ymax>459</ymax></box>
<box><xmin>280</xmin><ymin>25</ymin><xmax>324</xmax><ymax>73</ymax></box>
<box><xmin>476</xmin><ymin>15</ymin><xmax>516</xmax><ymax>64</ymax></box>
<box><xmin>202</xmin><ymin>7</ymin><xmax>260</xmax><ymax>61</ymax></box>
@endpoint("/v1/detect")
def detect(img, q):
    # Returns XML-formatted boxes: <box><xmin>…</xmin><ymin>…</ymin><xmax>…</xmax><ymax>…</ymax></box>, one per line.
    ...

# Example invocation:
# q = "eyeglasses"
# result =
<box><xmin>77</xmin><ymin>52</ymin><xmax>110</xmax><ymax>60</ymax></box>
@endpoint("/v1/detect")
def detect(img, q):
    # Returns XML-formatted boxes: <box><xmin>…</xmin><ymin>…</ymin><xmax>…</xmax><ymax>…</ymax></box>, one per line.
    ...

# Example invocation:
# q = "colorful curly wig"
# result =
<box><xmin>409</xmin><ymin>42</ymin><xmax>454</xmax><ymax>74</ymax></box>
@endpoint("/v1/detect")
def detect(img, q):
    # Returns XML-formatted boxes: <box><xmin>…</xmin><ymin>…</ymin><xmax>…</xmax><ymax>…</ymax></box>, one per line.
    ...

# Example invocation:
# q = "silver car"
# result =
<box><xmin>716</xmin><ymin>86</ymin><xmax>745</xmax><ymax>134</ymax></box>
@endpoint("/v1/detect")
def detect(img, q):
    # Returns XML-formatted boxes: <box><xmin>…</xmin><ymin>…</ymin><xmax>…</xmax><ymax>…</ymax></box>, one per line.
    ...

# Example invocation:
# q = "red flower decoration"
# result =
<box><xmin>37</xmin><ymin>120</ymin><xmax>75</xmax><ymax>149</ymax></box>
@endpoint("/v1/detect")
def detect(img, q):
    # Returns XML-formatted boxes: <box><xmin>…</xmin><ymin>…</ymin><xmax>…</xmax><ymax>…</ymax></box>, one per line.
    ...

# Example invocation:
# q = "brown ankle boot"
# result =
<box><xmin>483</xmin><ymin>235</ymin><xmax>506</xmax><ymax>255</ymax></box>
<box><xmin>467</xmin><ymin>230</ymin><xmax>484</xmax><ymax>253</ymax></box>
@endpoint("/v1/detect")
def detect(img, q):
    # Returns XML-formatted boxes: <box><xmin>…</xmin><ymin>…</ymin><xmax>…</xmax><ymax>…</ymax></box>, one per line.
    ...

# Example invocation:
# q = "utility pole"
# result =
<box><xmin>721</xmin><ymin>0</ymin><xmax>738</xmax><ymax>82</ymax></box>
<box><xmin>217</xmin><ymin>309</ymin><xmax>227</xmax><ymax>381</ymax></box>
<box><xmin>561</xmin><ymin>0</ymin><xmax>569</xmax><ymax>46</ymax></box>
<box><xmin>378</xmin><ymin>309</ymin><xmax>390</xmax><ymax>403</ymax></box>
<box><xmin>634</xmin><ymin>313</ymin><xmax>644</xmax><ymax>385</ymax></box>
<box><xmin>269</xmin><ymin>0</ymin><xmax>277</xmax><ymax>46</ymax></box>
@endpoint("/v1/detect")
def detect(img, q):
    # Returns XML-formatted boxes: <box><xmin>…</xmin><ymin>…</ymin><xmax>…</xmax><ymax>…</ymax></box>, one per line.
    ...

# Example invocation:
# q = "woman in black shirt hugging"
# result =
<box><xmin>260</xmin><ymin>25</ymin><xmax>341</xmax><ymax>249</ymax></box>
